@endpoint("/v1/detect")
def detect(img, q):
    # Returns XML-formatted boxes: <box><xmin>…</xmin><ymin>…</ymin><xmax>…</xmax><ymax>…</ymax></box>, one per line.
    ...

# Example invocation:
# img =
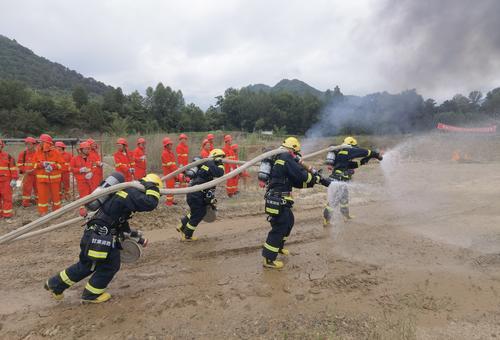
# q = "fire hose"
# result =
<box><xmin>1</xmin><ymin>144</ymin><xmax>346</xmax><ymax>244</ymax></box>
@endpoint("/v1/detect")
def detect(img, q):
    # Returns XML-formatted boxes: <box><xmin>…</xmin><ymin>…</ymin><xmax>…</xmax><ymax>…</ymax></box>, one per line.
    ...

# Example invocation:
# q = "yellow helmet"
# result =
<box><xmin>282</xmin><ymin>137</ymin><xmax>301</xmax><ymax>152</ymax></box>
<box><xmin>142</xmin><ymin>173</ymin><xmax>163</xmax><ymax>189</ymax></box>
<box><xmin>343</xmin><ymin>136</ymin><xmax>357</xmax><ymax>146</ymax></box>
<box><xmin>209</xmin><ymin>148</ymin><xmax>226</xmax><ymax>158</ymax></box>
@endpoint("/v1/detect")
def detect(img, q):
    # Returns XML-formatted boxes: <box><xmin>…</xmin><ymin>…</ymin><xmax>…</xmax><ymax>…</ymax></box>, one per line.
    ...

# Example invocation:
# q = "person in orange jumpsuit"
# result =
<box><xmin>71</xmin><ymin>142</ymin><xmax>94</xmax><ymax>199</ymax></box>
<box><xmin>206</xmin><ymin>133</ymin><xmax>215</xmax><ymax>151</ymax></box>
<box><xmin>162</xmin><ymin>137</ymin><xmax>178</xmax><ymax>206</ymax></box>
<box><xmin>87</xmin><ymin>138</ymin><xmax>103</xmax><ymax>190</ymax></box>
<box><xmin>17</xmin><ymin>137</ymin><xmax>38</xmax><ymax>207</ymax></box>
<box><xmin>32</xmin><ymin>134</ymin><xmax>64</xmax><ymax>216</ymax></box>
<box><xmin>133</xmin><ymin>137</ymin><xmax>147</xmax><ymax>179</ymax></box>
<box><xmin>55</xmin><ymin>141</ymin><xmax>72</xmax><ymax>201</ymax></box>
<box><xmin>113</xmin><ymin>138</ymin><xmax>135</xmax><ymax>181</ymax></box>
<box><xmin>200</xmin><ymin>139</ymin><xmax>211</xmax><ymax>158</ymax></box>
<box><xmin>222</xmin><ymin>134</ymin><xmax>238</xmax><ymax>197</ymax></box>
<box><xmin>230</xmin><ymin>143</ymin><xmax>246</xmax><ymax>195</ymax></box>
<box><xmin>176</xmin><ymin>133</ymin><xmax>189</xmax><ymax>187</ymax></box>
<box><xmin>0</xmin><ymin>139</ymin><xmax>19</xmax><ymax>218</ymax></box>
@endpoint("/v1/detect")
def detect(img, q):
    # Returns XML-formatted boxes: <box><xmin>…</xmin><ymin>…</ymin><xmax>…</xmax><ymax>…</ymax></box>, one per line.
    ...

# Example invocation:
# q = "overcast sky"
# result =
<box><xmin>1</xmin><ymin>0</ymin><xmax>499</xmax><ymax>108</ymax></box>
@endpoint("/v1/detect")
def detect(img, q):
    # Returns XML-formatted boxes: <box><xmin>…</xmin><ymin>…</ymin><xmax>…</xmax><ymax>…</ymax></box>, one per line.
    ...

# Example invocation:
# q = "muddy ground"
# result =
<box><xmin>1</xmin><ymin>134</ymin><xmax>500</xmax><ymax>339</ymax></box>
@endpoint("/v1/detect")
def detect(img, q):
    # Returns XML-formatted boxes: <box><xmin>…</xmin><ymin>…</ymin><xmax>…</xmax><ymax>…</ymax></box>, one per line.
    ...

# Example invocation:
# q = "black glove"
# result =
<box><xmin>214</xmin><ymin>158</ymin><xmax>223</xmax><ymax>166</ymax></box>
<box><xmin>310</xmin><ymin>167</ymin><xmax>321</xmax><ymax>176</ymax></box>
<box><xmin>294</xmin><ymin>154</ymin><xmax>302</xmax><ymax>163</ymax></box>
<box><xmin>320</xmin><ymin>176</ymin><xmax>332</xmax><ymax>187</ymax></box>
<box><xmin>360</xmin><ymin>157</ymin><xmax>370</xmax><ymax>165</ymax></box>
<box><xmin>371</xmin><ymin>151</ymin><xmax>383</xmax><ymax>161</ymax></box>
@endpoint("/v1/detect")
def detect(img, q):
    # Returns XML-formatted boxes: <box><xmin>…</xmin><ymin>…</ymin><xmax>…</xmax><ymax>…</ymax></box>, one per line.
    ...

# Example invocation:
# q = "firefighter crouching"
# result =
<box><xmin>177</xmin><ymin>148</ymin><xmax>225</xmax><ymax>241</ymax></box>
<box><xmin>44</xmin><ymin>173</ymin><xmax>162</xmax><ymax>304</ymax></box>
<box><xmin>323</xmin><ymin>136</ymin><xmax>383</xmax><ymax>226</ymax></box>
<box><xmin>261</xmin><ymin>137</ymin><xmax>330</xmax><ymax>269</ymax></box>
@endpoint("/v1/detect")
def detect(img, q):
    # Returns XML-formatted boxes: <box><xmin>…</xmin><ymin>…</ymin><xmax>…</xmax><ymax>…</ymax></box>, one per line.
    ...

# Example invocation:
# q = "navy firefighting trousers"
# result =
<box><xmin>262</xmin><ymin>207</ymin><xmax>295</xmax><ymax>261</ymax></box>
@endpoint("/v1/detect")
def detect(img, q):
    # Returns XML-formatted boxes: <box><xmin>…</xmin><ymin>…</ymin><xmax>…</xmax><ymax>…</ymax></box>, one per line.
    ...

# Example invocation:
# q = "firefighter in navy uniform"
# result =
<box><xmin>323</xmin><ymin>136</ymin><xmax>383</xmax><ymax>226</ymax></box>
<box><xmin>261</xmin><ymin>137</ymin><xmax>330</xmax><ymax>269</ymax></box>
<box><xmin>177</xmin><ymin>149</ymin><xmax>225</xmax><ymax>241</ymax></box>
<box><xmin>44</xmin><ymin>173</ymin><xmax>162</xmax><ymax>304</ymax></box>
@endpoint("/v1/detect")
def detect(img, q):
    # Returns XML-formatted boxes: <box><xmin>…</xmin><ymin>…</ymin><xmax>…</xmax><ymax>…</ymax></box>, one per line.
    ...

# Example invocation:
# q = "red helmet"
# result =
<box><xmin>207</xmin><ymin>133</ymin><xmax>215</xmax><ymax>141</ymax></box>
<box><xmin>79</xmin><ymin>141</ymin><xmax>91</xmax><ymax>149</ymax></box>
<box><xmin>179</xmin><ymin>133</ymin><xmax>188</xmax><ymax>140</ymax></box>
<box><xmin>25</xmin><ymin>137</ymin><xmax>37</xmax><ymax>144</ymax></box>
<box><xmin>86</xmin><ymin>138</ymin><xmax>96</xmax><ymax>145</ymax></box>
<box><xmin>116</xmin><ymin>138</ymin><xmax>128</xmax><ymax>146</ymax></box>
<box><xmin>39</xmin><ymin>134</ymin><xmax>53</xmax><ymax>144</ymax></box>
<box><xmin>202</xmin><ymin>138</ymin><xmax>209</xmax><ymax>146</ymax></box>
<box><xmin>231</xmin><ymin>143</ymin><xmax>239</xmax><ymax>150</ymax></box>
<box><xmin>55</xmin><ymin>141</ymin><xmax>66</xmax><ymax>148</ymax></box>
<box><xmin>163</xmin><ymin>137</ymin><xmax>172</xmax><ymax>146</ymax></box>
<box><xmin>224</xmin><ymin>134</ymin><xmax>232</xmax><ymax>142</ymax></box>
<box><xmin>137</xmin><ymin>137</ymin><xmax>146</xmax><ymax>144</ymax></box>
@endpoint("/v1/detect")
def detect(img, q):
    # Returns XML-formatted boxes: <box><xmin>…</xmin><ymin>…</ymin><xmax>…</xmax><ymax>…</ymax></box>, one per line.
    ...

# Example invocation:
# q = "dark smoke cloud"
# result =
<box><xmin>373</xmin><ymin>0</ymin><xmax>500</xmax><ymax>94</ymax></box>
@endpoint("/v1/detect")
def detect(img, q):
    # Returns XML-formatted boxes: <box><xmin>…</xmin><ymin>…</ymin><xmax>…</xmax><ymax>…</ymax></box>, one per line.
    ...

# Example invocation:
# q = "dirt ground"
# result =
<box><xmin>1</xmin><ymin>133</ymin><xmax>500</xmax><ymax>339</ymax></box>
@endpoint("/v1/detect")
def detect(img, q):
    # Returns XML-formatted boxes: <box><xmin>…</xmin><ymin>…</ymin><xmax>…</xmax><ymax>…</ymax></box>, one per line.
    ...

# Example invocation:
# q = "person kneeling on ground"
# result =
<box><xmin>44</xmin><ymin>173</ymin><xmax>162</xmax><ymax>304</ymax></box>
<box><xmin>177</xmin><ymin>149</ymin><xmax>225</xmax><ymax>241</ymax></box>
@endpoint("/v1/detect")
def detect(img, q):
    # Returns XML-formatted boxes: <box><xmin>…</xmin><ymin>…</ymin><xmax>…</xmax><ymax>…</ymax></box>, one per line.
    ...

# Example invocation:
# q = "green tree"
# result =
<box><xmin>72</xmin><ymin>85</ymin><xmax>89</xmax><ymax>109</ymax></box>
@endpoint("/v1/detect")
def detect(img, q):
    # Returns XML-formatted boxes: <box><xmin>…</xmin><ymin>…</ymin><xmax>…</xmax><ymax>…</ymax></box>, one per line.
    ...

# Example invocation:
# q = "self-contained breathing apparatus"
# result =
<box><xmin>185</xmin><ymin>157</ymin><xmax>201</xmax><ymax>179</ymax></box>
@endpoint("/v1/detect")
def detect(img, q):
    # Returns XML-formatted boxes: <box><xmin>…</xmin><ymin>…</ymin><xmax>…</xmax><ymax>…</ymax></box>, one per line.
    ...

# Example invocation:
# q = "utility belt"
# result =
<box><xmin>264</xmin><ymin>190</ymin><xmax>293</xmax><ymax>216</ymax></box>
<box><xmin>330</xmin><ymin>169</ymin><xmax>354</xmax><ymax>182</ymax></box>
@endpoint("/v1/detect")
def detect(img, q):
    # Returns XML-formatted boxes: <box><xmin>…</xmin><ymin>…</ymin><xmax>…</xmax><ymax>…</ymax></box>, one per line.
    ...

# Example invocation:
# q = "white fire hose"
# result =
<box><xmin>1</xmin><ymin>144</ymin><xmax>346</xmax><ymax>244</ymax></box>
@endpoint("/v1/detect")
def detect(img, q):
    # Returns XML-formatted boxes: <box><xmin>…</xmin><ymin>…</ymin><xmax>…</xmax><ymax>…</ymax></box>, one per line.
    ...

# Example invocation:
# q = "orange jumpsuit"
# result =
<box><xmin>89</xmin><ymin>149</ymin><xmax>103</xmax><ymax>190</ymax></box>
<box><xmin>162</xmin><ymin>148</ymin><xmax>178</xmax><ymax>205</ymax></box>
<box><xmin>60</xmin><ymin>151</ymin><xmax>72</xmax><ymax>200</ymax></box>
<box><xmin>223</xmin><ymin>144</ymin><xmax>238</xmax><ymax>196</ymax></box>
<box><xmin>132</xmin><ymin>147</ymin><xmax>147</xmax><ymax>179</ymax></box>
<box><xmin>33</xmin><ymin>148</ymin><xmax>64</xmax><ymax>215</ymax></box>
<box><xmin>70</xmin><ymin>154</ymin><xmax>94</xmax><ymax>199</ymax></box>
<box><xmin>200</xmin><ymin>148</ymin><xmax>210</xmax><ymax>158</ymax></box>
<box><xmin>176</xmin><ymin>142</ymin><xmax>189</xmax><ymax>187</ymax></box>
<box><xmin>114</xmin><ymin>150</ymin><xmax>135</xmax><ymax>182</ymax></box>
<box><xmin>17</xmin><ymin>149</ymin><xmax>37</xmax><ymax>207</ymax></box>
<box><xmin>0</xmin><ymin>151</ymin><xmax>18</xmax><ymax>217</ymax></box>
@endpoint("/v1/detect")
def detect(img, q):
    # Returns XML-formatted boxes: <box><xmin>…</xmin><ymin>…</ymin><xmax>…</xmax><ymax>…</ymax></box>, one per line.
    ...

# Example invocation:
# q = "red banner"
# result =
<box><xmin>437</xmin><ymin>123</ymin><xmax>497</xmax><ymax>133</ymax></box>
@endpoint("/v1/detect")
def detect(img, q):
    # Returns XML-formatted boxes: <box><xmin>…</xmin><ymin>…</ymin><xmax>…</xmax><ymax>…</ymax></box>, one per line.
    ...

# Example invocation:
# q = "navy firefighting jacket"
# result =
<box><xmin>268</xmin><ymin>152</ymin><xmax>315</xmax><ymax>193</ymax></box>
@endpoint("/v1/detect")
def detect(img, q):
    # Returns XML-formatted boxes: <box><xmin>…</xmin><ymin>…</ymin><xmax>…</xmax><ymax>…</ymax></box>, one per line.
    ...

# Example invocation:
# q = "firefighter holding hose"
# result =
<box><xmin>177</xmin><ymin>148</ymin><xmax>225</xmax><ymax>241</ymax></box>
<box><xmin>260</xmin><ymin>137</ymin><xmax>330</xmax><ymax>269</ymax></box>
<box><xmin>323</xmin><ymin>136</ymin><xmax>383</xmax><ymax>226</ymax></box>
<box><xmin>44</xmin><ymin>173</ymin><xmax>162</xmax><ymax>304</ymax></box>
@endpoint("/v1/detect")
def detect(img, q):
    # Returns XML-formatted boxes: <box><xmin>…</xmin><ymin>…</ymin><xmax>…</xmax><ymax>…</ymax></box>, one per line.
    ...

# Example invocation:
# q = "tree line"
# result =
<box><xmin>0</xmin><ymin>78</ymin><xmax>499</xmax><ymax>137</ymax></box>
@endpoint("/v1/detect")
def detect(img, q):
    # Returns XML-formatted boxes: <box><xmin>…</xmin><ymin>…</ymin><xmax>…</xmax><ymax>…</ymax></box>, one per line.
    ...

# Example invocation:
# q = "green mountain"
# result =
<box><xmin>0</xmin><ymin>34</ymin><xmax>113</xmax><ymax>95</ymax></box>
<box><xmin>244</xmin><ymin>78</ymin><xmax>330</xmax><ymax>99</ymax></box>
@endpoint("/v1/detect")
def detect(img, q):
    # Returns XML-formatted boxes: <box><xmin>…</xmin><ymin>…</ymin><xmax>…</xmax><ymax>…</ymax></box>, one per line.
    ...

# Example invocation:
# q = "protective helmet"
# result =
<box><xmin>209</xmin><ymin>148</ymin><xmax>226</xmax><ymax>158</ymax></box>
<box><xmin>207</xmin><ymin>133</ymin><xmax>215</xmax><ymax>141</ymax></box>
<box><xmin>25</xmin><ymin>137</ymin><xmax>37</xmax><ymax>144</ymax></box>
<box><xmin>79</xmin><ymin>141</ymin><xmax>91</xmax><ymax>150</ymax></box>
<box><xmin>202</xmin><ymin>139</ymin><xmax>209</xmax><ymax>146</ymax></box>
<box><xmin>137</xmin><ymin>137</ymin><xmax>146</xmax><ymax>144</ymax></box>
<box><xmin>39</xmin><ymin>134</ymin><xmax>53</xmax><ymax>144</ymax></box>
<box><xmin>87</xmin><ymin>138</ymin><xmax>95</xmax><ymax>145</ymax></box>
<box><xmin>142</xmin><ymin>173</ymin><xmax>164</xmax><ymax>189</ymax></box>
<box><xmin>343</xmin><ymin>136</ymin><xmax>358</xmax><ymax>146</ymax></box>
<box><xmin>116</xmin><ymin>137</ymin><xmax>128</xmax><ymax>146</ymax></box>
<box><xmin>162</xmin><ymin>137</ymin><xmax>172</xmax><ymax>146</ymax></box>
<box><xmin>231</xmin><ymin>143</ymin><xmax>239</xmax><ymax>150</ymax></box>
<box><xmin>179</xmin><ymin>133</ymin><xmax>188</xmax><ymax>140</ymax></box>
<box><xmin>282</xmin><ymin>137</ymin><xmax>301</xmax><ymax>153</ymax></box>
<box><xmin>55</xmin><ymin>141</ymin><xmax>66</xmax><ymax>148</ymax></box>
<box><xmin>224</xmin><ymin>134</ymin><xmax>232</xmax><ymax>142</ymax></box>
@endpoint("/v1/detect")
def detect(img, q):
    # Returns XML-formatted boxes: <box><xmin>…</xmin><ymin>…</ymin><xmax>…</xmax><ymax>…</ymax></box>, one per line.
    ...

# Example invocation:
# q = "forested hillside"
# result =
<box><xmin>0</xmin><ymin>35</ymin><xmax>499</xmax><ymax>137</ymax></box>
<box><xmin>0</xmin><ymin>35</ymin><xmax>112</xmax><ymax>95</ymax></box>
